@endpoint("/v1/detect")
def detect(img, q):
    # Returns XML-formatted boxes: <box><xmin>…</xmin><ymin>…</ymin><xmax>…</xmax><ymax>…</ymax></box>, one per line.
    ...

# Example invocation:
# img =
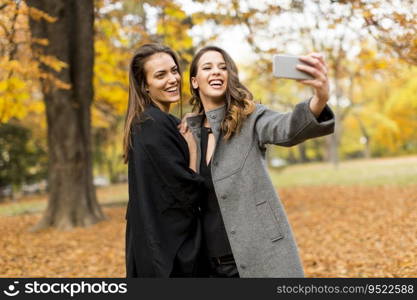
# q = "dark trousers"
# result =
<box><xmin>207</xmin><ymin>258</ymin><xmax>240</xmax><ymax>278</ymax></box>
<box><xmin>192</xmin><ymin>253</ymin><xmax>240</xmax><ymax>278</ymax></box>
<box><xmin>170</xmin><ymin>245</ymin><xmax>240</xmax><ymax>277</ymax></box>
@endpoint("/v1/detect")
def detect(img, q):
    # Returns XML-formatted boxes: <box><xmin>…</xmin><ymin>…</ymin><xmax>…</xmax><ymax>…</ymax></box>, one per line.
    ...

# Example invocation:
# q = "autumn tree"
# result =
<box><xmin>189</xmin><ymin>0</ymin><xmax>417</xmax><ymax>162</ymax></box>
<box><xmin>358</xmin><ymin>0</ymin><xmax>417</xmax><ymax>65</ymax></box>
<box><xmin>27</xmin><ymin>0</ymin><xmax>104</xmax><ymax>230</ymax></box>
<box><xmin>0</xmin><ymin>0</ymin><xmax>48</xmax><ymax>198</ymax></box>
<box><xmin>0</xmin><ymin>0</ymin><xmax>43</xmax><ymax>124</ymax></box>
<box><xmin>89</xmin><ymin>0</ymin><xmax>197</xmax><ymax>182</ymax></box>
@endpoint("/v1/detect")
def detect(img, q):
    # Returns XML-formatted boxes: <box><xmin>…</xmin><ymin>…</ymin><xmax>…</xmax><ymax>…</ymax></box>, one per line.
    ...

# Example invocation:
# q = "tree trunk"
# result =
<box><xmin>328</xmin><ymin>116</ymin><xmax>342</xmax><ymax>169</ymax></box>
<box><xmin>329</xmin><ymin>68</ymin><xmax>342</xmax><ymax>168</ymax></box>
<box><xmin>297</xmin><ymin>143</ymin><xmax>309</xmax><ymax>163</ymax></box>
<box><xmin>311</xmin><ymin>139</ymin><xmax>323</xmax><ymax>162</ymax></box>
<box><xmin>27</xmin><ymin>0</ymin><xmax>105</xmax><ymax>230</ymax></box>
<box><xmin>287</xmin><ymin>147</ymin><xmax>297</xmax><ymax>164</ymax></box>
<box><xmin>355</xmin><ymin>115</ymin><xmax>372</xmax><ymax>159</ymax></box>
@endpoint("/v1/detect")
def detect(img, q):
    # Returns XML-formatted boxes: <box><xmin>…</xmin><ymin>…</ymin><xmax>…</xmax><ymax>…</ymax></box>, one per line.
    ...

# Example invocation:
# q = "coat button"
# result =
<box><xmin>230</xmin><ymin>229</ymin><xmax>236</xmax><ymax>234</ymax></box>
<box><xmin>213</xmin><ymin>161</ymin><xmax>218</xmax><ymax>166</ymax></box>
<box><xmin>210</xmin><ymin>115</ymin><xmax>217</xmax><ymax>119</ymax></box>
<box><xmin>240</xmin><ymin>264</ymin><xmax>246</xmax><ymax>269</ymax></box>
<box><xmin>221</xmin><ymin>195</ymin><xmax>227</xmax><ymax>200</ymax></box>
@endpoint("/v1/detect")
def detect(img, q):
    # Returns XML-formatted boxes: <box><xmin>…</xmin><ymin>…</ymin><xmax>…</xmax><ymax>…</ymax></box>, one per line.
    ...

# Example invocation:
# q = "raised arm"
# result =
<box><xmin>255</xmin><ymin>99</ymin><xmax>335</xmax><ymax>147</ymax></box>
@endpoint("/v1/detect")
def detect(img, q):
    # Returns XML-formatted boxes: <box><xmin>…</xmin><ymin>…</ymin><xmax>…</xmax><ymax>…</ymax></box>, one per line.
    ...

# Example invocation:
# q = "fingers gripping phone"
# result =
<box><xmin>273</xmin><ymin>54</ymin><xmax>314</xmax><ymax>80</ymax></box>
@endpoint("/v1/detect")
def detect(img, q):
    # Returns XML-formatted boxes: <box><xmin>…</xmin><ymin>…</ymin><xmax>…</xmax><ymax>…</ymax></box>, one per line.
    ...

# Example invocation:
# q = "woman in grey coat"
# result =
<box><xmin>181</xmin><ymin>46</ymin><xmax>335</xmax><ymax>277</ymax></box>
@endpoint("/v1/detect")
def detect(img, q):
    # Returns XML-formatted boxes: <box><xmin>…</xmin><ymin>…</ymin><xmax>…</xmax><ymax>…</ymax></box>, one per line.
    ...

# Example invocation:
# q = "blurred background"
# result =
<box><xmin>0</xmin><ymin>0</ymin><xmax>416</xmax><ymax>277</ymax></box>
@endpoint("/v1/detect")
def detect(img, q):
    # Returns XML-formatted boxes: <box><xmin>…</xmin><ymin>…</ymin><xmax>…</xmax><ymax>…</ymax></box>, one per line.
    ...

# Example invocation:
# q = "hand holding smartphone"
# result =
<box><xmin>273</xmin><ymin>54</ymin><xmax>314</xmax><ymax>80</ymax></box>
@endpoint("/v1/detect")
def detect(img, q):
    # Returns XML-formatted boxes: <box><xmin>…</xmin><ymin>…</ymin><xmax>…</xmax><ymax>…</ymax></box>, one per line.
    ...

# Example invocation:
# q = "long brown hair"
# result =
<box><xmin>189</xmin><ymin>46</ymin><xmax>255</xmax><ymax>139</ymax></box>
<box><xmin>123</xmin><ymin>44</ymin><xmax>182</xmax><ymax>163</ymax></box>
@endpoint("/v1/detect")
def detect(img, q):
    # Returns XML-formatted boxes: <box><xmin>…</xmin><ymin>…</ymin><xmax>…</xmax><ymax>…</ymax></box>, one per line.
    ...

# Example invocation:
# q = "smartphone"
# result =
<box><xmin>273</xmin><ymin>54</ymin><xmax>314</xmax><ymax>80</ymax></box>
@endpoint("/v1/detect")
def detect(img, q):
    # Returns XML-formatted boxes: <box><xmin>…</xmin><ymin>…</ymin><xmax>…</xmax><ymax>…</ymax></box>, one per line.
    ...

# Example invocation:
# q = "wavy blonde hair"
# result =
<box><xmin>189</xmin><ymin>46</ymin><xmax>255</xmax><ymax>139</ymax></box>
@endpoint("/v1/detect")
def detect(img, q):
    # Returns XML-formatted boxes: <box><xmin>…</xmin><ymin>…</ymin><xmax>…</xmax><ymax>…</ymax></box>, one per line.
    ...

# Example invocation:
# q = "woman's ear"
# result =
<box><xmin>191</xmin><ymin>77</ymin><xmax>198</xmax><ymax>89</ymax></box>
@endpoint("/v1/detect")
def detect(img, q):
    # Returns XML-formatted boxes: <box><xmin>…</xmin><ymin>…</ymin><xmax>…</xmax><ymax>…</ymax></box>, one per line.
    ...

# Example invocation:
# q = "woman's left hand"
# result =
<box><xmin>296</xmin><ymin>53</ymin><xmax>330</xmax><ymax>117</ymax></box>
<box><xmin>180</xmin><ymin>129</ymin><xmax>198</xmax><ymax>172</ymax></box>
<box><xmin>178</xmin><ymin>112</ymin><xmax>198</xmax><ymax>134</ymax></box>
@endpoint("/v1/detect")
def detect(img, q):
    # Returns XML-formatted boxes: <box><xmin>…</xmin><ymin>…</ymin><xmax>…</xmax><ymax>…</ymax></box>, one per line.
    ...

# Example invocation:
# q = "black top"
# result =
<box><xmin>199</xmin><ymin>125</ymin><xmax>233</xmax><ymax>257</ymax></box>
<box><xmin>125</xmin><ymin>104</ymin><xmax>205</xmax><ymax>277</ymax></box>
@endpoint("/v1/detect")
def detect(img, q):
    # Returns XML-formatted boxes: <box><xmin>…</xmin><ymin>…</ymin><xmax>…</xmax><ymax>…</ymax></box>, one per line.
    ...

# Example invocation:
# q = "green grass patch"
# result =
<box><xmin>2</xmin><ymin>156</ymin><xmax>416</xmax><ymax>216</ymax></box>
<box><xmin>0</xmin><ymin>201</ymin><xmax>46</xmax><ymax>216</ymax></box>
<box><xmin>0</xmin><ymin>183</ymin><xmax>128</xmax><ymax>217</ymax></box>
<box><xmin>269</xmin><ymin>155</ymin><xmax>417</xmax><ymax>188</ymax></box>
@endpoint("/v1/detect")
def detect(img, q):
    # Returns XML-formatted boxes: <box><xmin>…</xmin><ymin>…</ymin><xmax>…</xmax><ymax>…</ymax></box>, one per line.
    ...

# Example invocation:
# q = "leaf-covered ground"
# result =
<box><xmin>282</xmin><ymin>185</ymin><xmax>417</xmax><ymax>277</ymax></box>
<box><xmin>0</xmin><ymin>185</ymin><xmax>416</xmax><ymax>277</ymax></box>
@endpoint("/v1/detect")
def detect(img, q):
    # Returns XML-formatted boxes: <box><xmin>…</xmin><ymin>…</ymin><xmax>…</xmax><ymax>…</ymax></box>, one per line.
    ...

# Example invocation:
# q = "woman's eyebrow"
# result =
<box><xmin>202</xmin><ymin>61</ymin><xmax>225</xmax><ymax>66</ymax></box>
<box><xmin>153</xmin><ymin>69</ymin><xmax>166</xmax><ymax>75</ymax></box>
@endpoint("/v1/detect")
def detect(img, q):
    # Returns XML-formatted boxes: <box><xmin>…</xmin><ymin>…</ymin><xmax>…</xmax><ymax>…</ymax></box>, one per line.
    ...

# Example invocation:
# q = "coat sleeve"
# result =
<box><xmin>255</xmin><ymin>98</ymin><xmax>335</xmax><ymax>147</ymax></box>
<box><xmin>132</xmin><ymin>116</ymin><xmax>205</xmax><ymax>210</ymax></box>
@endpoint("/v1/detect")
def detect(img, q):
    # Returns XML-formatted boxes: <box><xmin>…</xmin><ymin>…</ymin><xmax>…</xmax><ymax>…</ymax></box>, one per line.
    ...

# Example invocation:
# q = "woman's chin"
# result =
<box><xmin>212</xmin><ymin>94</ymin><xmax>227</xmax><ymax>103</ymax></box>
<box><xmin>163</xmin><ymin>97</ymin><xmax>180</xmax><ymax>103</ymax></box>
<box><xmin>203</xmin><ymin>91</ymin><xmax>226</xmax><ymax>103</ymax></box>
<box><xmin>169</xmin><ymin>97</ymin><xmax>180</xmax><ymax>103</ymax></box>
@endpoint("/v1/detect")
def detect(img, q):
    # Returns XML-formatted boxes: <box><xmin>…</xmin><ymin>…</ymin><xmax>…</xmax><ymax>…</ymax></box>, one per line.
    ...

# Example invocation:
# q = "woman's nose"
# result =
<box><xmin>211</xmin><ymin>67</ymin><xmax>221</xmax><ymax>75</ymax></box>
<box><xmin>168</xmin><ymin>73</ymin><xmax>178</xmax><ymax>84</ymax></box>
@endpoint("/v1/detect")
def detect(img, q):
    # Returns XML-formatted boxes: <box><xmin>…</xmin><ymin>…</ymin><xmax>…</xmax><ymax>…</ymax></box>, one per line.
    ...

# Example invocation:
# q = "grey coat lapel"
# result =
<box><xmin>186</xmin><ymin>105</ymin><xmax>226</xmax><ymax>173</ymax></box>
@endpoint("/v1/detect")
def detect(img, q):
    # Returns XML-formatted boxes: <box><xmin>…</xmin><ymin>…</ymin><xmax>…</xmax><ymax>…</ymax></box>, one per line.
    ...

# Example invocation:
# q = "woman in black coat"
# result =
<box><xmin>123</xmin><ymin>44</ymin><xmax>205</xmax><ymax>277</ymax></box>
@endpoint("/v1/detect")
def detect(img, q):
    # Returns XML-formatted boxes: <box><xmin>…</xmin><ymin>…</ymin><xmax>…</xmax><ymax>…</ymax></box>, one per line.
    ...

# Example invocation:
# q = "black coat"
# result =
<box><xmin>125</xmin><ymin>104</ymin><xmax>205</xmax><ymax>277</ymax></box>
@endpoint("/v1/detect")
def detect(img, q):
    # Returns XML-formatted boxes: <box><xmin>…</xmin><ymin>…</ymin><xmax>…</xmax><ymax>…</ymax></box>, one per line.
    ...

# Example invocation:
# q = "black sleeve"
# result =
<box><xmin>132</xmin><ymin>116</ymin><xmax>205</xmax><ymax>209</ymax></box>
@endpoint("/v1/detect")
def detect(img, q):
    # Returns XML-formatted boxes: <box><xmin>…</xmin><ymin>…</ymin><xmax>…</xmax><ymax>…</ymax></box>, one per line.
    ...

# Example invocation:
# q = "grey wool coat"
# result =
<box><xmin>186</xmin><ymin>98</ymin><xmax>335</xmax><ymax>278</ymax></box>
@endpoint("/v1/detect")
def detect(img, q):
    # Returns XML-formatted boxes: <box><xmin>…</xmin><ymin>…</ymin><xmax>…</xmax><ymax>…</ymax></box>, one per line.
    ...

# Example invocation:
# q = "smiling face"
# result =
<box><xmin>144</xmin><ymin>52</ymin><xmax>181</xmax><ymax>112</ymax></box>
<box><xmin>191</xmin><ymin>50</ymin><xmax>228</xmax><ymax>106</ymax></box>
